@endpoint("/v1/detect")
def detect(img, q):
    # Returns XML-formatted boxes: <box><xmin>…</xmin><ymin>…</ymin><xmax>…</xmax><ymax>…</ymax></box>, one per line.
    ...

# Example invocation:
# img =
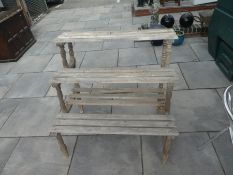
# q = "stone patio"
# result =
<box><xmin>0</xmin><ymin>0</ymin><xmax>232</xmax><ymax>175</ymax></box>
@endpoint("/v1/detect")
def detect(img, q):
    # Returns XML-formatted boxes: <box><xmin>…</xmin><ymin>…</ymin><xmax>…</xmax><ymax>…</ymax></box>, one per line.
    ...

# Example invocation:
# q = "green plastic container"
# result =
<box><xmin>208</xmin><ymin>0</ymin><xmax>233</xmax><ymax>80</ymax></box>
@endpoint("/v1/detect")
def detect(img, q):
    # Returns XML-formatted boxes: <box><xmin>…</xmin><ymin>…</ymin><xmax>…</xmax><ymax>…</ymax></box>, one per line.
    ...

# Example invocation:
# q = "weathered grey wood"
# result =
<box><xmin>56</xmin><ymin>133</ymin><xmax>69</xmax><ymax>158</ymax></box>
<box><xmin>68</xmin><ymin>42</ymin><xmax>76</xmax><ymax>68</ymax></box>
<box><xmin>162</xmin><ymin>136</ymin><xmax>172</xmax><ymax>163</ymax></box>
<box><xmin>66</xmin><ymin>98</ymin><xmax>165</xmax><ymax>106</ymax></box>
<box><xmin>56</xmin><ymin>43</ymin><xmax>69</xmax><ymax>68</ymax></box>
<box><xmin>55</xmin><ymin>29</ymin><xmax>178</xmax><ymax>43</ymax></box>
<box><xmin>56</xmin><ymin>113</ymin><xmax>175</xmax><ymax>121</ymax></box>
<box><xmin>55</xmin><ymin>119</ymin><xmax>176</xmax><ymax>128</ymax></box>
<box><xmin>165</xmin><ymin>83</ymin><xmax>174</xmax><ymax>113</ymax></box>
<box><xmin>52</xmin><ymin>83</ymin><xmax>70</xmax><ymax>113</ymax></box>
<box><xmin>51</xmin><ymin>126</ymin><xmax>179</xmax><ymax>136</ymax></box>
<box><xmin>72</xmin><ymin>87</ymin><xmax>165</xmax><ymax>94</ymax></box>
<box><xmin>161</xmin><ymin>40</ymin><xmax>172</xmax><ymax>68</ymax></box>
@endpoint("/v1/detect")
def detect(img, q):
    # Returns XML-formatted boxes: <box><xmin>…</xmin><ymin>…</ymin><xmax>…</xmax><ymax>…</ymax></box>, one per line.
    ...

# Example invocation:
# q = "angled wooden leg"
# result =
<box><xmin>57</xmin><ymin>43</ymin><xmax>69</xmax><ymax>68</ymax></box>
<box><xmin>68</xmin><ymin>42</ymin><xmax>76</xmax><ymax>68</ymax></box>
<box><xmin>52</xmin><ymin>83</ymin><xmax>70</xmax><ymax>113</ymax></box>
<box><xmin>56</xmin><ymin>133</ymin><xmax>69</xmax><ymax>158</ymax></box>
<box><xmin>162</xmin><ymin>136</ymin><xmax>172</xmax><ymax>163</ymax></box>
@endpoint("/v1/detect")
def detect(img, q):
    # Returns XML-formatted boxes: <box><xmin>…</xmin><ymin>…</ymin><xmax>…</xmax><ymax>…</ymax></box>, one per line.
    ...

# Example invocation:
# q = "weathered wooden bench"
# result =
<box><xmin>55</xmin><ymin>29</ymin><xmax>177</xmax><ymax>68</ymax></box>
<box><xmin>51</xmin><ymin>67</ymin><xmax>179</xmax><ymax>163</ymax></box>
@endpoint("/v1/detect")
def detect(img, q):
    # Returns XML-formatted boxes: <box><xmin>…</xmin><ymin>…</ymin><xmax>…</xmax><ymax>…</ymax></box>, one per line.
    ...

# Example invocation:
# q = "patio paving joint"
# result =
<box><xmin>208</xmin><ymin>132</ymin><xmax>227</xmax><ymax>175</ymax></box>
<box><xmin>67</xmin><ymin>136</ymin><xmax>79</xmax><ymax>175</ymax></box>
<box><xmin>140</xmin><ymin>136</ymin><xmax>144</xmax><ymax>175</ymax></box>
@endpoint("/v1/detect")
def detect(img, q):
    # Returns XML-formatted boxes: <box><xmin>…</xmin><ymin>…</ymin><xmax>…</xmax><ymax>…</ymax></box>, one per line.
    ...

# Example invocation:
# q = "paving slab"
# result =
<box><xmin>81</xmin><ymin>50</ymin><xmax>118</xmax><ymax>68</ymax></box>
<box><xmin>155</xmin><ymin>44</ymin><xmax>198</xmax><ymax>63</ymax></box>
<box><xmin>5</xmin><ymin>72</ymin><xmax>53</xmax><ymax>98</ymax></box>
<box><xmin>137</xmin><ymin>64</ymin><xmax>188</xmax><ymax>90</ymax></box>
<box><xmin>134</xmin><ymin>41</ymin><xmax>152</xmax><ymax>48</ymax></box>
<box><xmin>73</xmin><ymin>41</ymin><xmax>103</xmax><ymax>52</ymax></box>
<box><xmin>1</xmin><ymin>137</ymin><xmax>76</xmax><ymax>175</ymax></box>
<box><xmin>210</xmin><ymin>132</ymin><xmax>233</xmax><ymax>175</ymax></box>
<box><xmin>44</xmin><ymin>52</ymin><xmax>85</xmax><ymax>72</ymax></box>
<box><xmin>39</xmin><ymin>42</ymin><xmax>60</xmax><ymax>55</ymax></box>
<box><xmin>171</xmin><ymin>89</ymin><xmax>229</xmax><ymax>132</ymax></box>
<box><xmin>79</xmin><ymin>14</ymin><xmax>101</xmax><ymax>21</ymax></box>
<box><xmin>0</xmin><ymin>74</ymin><xmax>21</xmax><ymax>99</ymax></box>
<box><xmin>84</xmin><ymin>20</ymin><xmax>109</xmax><ymax>29</ymax></box>
<box><xmin>24</xmin><ymin>41</ymin><xmax>48</xmax><ymax>56</ymax></box>
<box><xmin>0</xmin><ymin>97</ymin><xmax>59</xmax><ymax>137</ymax></box>
<box><xmin>0</xmin><ymin>63</ymin><xmax>15</xmax><ymax>75</ymax></box>
<box><xmin>179</xmin><ymin>61</ymin><xmax>230</xmax><ymax>89</ymax></box>
<box><xmin>118</xmin><ymin>47</ymin><xmax>157</xmax><ymax>66</ymax></box>
<box><xmin>9</xmin><ymin>55</ymin><xmax>53</xmax><ymax>74</ymax></box>
<box><xmin>190</xmin><ymin>43</ymin><xmax>214</xmax><ymax>61</ymax></box>
<box><xmin>216</xmin><ymin>88</ymin><xmax>225</xmax><ymax>99</ymax></box>
<box><xmin>61</xmin><ymin>22</ymin><xmax>86</xmax><ymax>30</ymax></box>
<box><xmin>68</xmin><ymin>135</ymin><xmax>142</xmax><ymax>175</ymax></box>
<box><xmin>183</xmin><ymin>37</ymin><xmax>206</xmax><ymax>44</ymax></box>
<box><xmin>0</xmin><ymin>138</ymin><xmax>19</xmax><ymax>174</ymax></box>
<box><xmin>132</xmin><ymin>16</ymin><xmax>150</xmax><ymax>25</ymax></box>
<box><xmin>0</xmin><ymin>99</ymin><xmax>20</xmax><ymax>129</ymax></box>
<box><xmin>142</xmin><ymin>133</ymin><xmax>225</xmax><ymax>175</ymax></box>
<box><xmin>103</xmin><ymin>40</ymin><xmax>134</xmax><ymax>49</ymax></box>
<box><xmin>109</xmin><ymin>18</ymin><xmax>132</xmax><ymax>26</ymax></box>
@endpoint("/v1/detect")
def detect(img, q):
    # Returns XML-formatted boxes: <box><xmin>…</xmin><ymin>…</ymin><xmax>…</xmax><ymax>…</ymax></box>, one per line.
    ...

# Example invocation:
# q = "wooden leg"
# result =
<box><xmin>161</xmin><ymin>40</ymin><xmax>172</xmax><ymax>68</ymax></box>
<box><xmin>57</xmin><ymin>43</ymin><xmax>69</xmax><ymax>68</ymax></box>
<box><xmin>68</xmin><ymin>42</ymin><xmax>76</xmax><ymax>68</ymax></box>
<box><xmin>52</xmin><ymin>83</ymin><xmax>70</xmax><ymax>113</ymax></box>
<box><xmin>56</xmin><ymin>133</ymin><xmax>69</xmax><ymax>158</ymax></box>
<box><xmin>162</xmin><ymin>136</ymin><xmax>172</xmax><ymax>163</ymax></box>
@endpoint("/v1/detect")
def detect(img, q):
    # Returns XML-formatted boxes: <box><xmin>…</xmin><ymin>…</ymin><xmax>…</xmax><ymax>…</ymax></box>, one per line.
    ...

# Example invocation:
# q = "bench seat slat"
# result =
<box><xmin>56</xmin><ymin>114</ymin><xmax>175</xmax><ymax>121</ymax></box>
<box><xmin>66</xmin><ymin>98</ymin><xmax>164</xmax><ymax>106</ymax></box>
<box><xmin>55</xmin><ymin>119</ymin><xmax>176</xmax><ymax>128</ymax></box>
<box><xmin>51</xmin><ymin>126</ymin><xmax>178</xmax><ymax>136</ymax></box>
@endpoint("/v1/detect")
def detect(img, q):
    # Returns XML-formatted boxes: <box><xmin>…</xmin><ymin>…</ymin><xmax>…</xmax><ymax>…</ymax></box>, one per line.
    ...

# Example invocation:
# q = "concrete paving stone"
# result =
<box><xmin>96</xmin><ymin>26</ymin><xmax>121</xmax><ymax>31</ymax></box>
<box><xmin>1</xmin><ymin>136</ymin><xmax>76</xmax><ymax>175</ymax></box>
<box><xmin>73</xmin><ymin>41</ymin><xmax>103</xmax><ymax>52</ymax></box>
<box><xmin>39</xmin><ymin>23</ymin><xmax>63</xmax><ymax>32</ymax></box>
<box><xmin>142</xmin><ymin>133</ymin><xmax>225</xmax><ymax>175</ymax></box>
<box><xmin>210</xmin><ymin>132</ymin><xmax>233</xmax><ymax>175</ymax></box>
<box><xmin>184</xmin><ymin>37</ymin><xmax>206</xmax><ymax>44</ymax></box>
<box><xmin>5</xmin><ymin>72</ymin><xmax>53</xmax><ymax>98</ymax></box>
<box><xmin>109</xmin><ymin>18</ymin><xmax>132</xmax><ymax>27</ymax></box>
<box><xmin>36</xmin><ymin>17</ymin><xmax>64</xmax><ymax>26</ymax></box>
<box><xmin>134</xmin><ymin>41</ymin><xmax>152</xmax><ymax>48</ymax></box>
<box><xmin>216</xmin><ymin>88</ymin><xmax>225</xmax><ymax>99</ymax></box>
<box><xmin>103</xmin><ymin>40</ymin><xmax>134</xmax><ymax>49</ymax></box>
<box><xmin>44</xmin><ymin>52</ymin><xmax>85</xmax><ymax>72</ymax></box>
<box><xmin>68</xmin><ymin>135</ymin><xmax>142</xmax><ymax>175</ymax></box>
<box><xmin>155</xmin><ymin>44</ymin><xmax>198</xmax><ymax>63</ymax></box>
<box><xmin>0</xmin><ymin>138</ymin><xmax>19</xmax><ymax>174</ymax></box>
<box><xmin>190</xmin><ymin>43</ymin><xmax>214</xmax><ymax>61</ymax></box>
<box><xmin>81</xmin><ymin>50</ymin><xmax>118</xmax><ymax>68</ymax></box>
<box><xmin>84</xmin><ymin>20</ymin><xmax>109</xmax><ymax>29</ymax></box>
<box><xmin>0</xmin><ymin>74</ymin><xmax>21</xmax><ymax>99</ymax></box>
<box><xmin>0</xmin><ymin>63</ymin><xmax>16</xmax><ymax>75</ymax></box>
<box><xmin>0</xmin><ymin>99</ymin><xmax>20</xmax><ymax>128</ymax></box>
<box><xmin>179</xmin><ymin>61</ymin><xmax>230</xmax><ymax>89</ymax></box>
<box><xmin>40</xmin><ymin>42</ymin><xmax>61</xmax><ymax>55</ymax></box>
<box><xmin>171</xmin><ymin>89</ymin><xmax>229</xmax><ymax>132</ymax></box>
<box><xmin>100</xmin><ymin>13</ymin><xmax>122</xmax><ymax>20</ymax></box>
<box><xmin>36</xmin><ymin>30</ymin><xmax>68</xmax><ymax>42</ymax></box>
<box><xmin>118</xmin><ymin>47</ymin><xmax>157</xmax><ymax>66</ymax></box>
<box><xmin>24</xmin><ymin>41</ymin><xmax>48</xmax><ymax>56</ymax></box>
<box><xmin>120</xmin><ymin>24</ymin><xmax>140</xmax><ymax>30</ymax></box>
<box><xmin>132</xmin><ymin>16</ymin><xmax>151</xmax><ymax>25</ymax></box>
<box><xmin>137</xmin><ymin>64</ymin><xmax>188</xmax><ymax>90</ymax></box>
<box><xmin>79</xmin><ymin>14</ymin><xmax>101</xmax><ymax>21</ymax></box>
<box><xmin>61</xmin><ymin>22</ymin><xmax>86</xmax><ymax>30</ymax></box>
<box><xmin>0</xmin><ymin>97</ymin><xmax>59</xmax><ymax>137</ymax></box>
<box><xmin>9</xmin><ymin>55</ymin><xmax>53</xmax><ymax>74</ymax></box>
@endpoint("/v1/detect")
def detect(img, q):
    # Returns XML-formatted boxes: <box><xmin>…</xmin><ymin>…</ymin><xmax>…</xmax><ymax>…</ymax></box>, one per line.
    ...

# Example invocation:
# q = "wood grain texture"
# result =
<box><xmin>55</xmin><ymin>29</ymin><xmax>177</xmax><ymax>42</ymax></box>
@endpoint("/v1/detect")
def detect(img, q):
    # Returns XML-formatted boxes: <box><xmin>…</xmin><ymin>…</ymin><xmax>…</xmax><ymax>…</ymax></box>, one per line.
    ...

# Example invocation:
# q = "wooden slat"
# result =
<box><xmin>52</xmin><ymin>68</ymin><xmax>178</xmax><ymax>84</ymax></box>
<box><xmin>66</xmin><ymin>98</ymin><xmax>164</xmax><ymax>106</ymax></box>
<box><xmin>51</xmin><ymin>126</ymin><xmax>179</xmax><ymax>136</ymax></box>
<box><xmin>55</xmin><ymin>29</ymin><xmax>178</xmax><ymax>42</ymax></box>
<box><xmin>68</xmin><ymin>93</ymin><xmax>164</xmax><ymax>100</ymax></box>
<box><xmin>55</xmin><ymin>119</ymin><xmax>176</xmax><ymax>128</ymax></box>
<box><xmin>72</xmin><ymin>87</ymin><xmax>165</xmax><ymax>94</ymax></box>
<box><xmin>56</xmin><ymin>114</ymin><xmax>175</xmax><ymax>121</ymax></box>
